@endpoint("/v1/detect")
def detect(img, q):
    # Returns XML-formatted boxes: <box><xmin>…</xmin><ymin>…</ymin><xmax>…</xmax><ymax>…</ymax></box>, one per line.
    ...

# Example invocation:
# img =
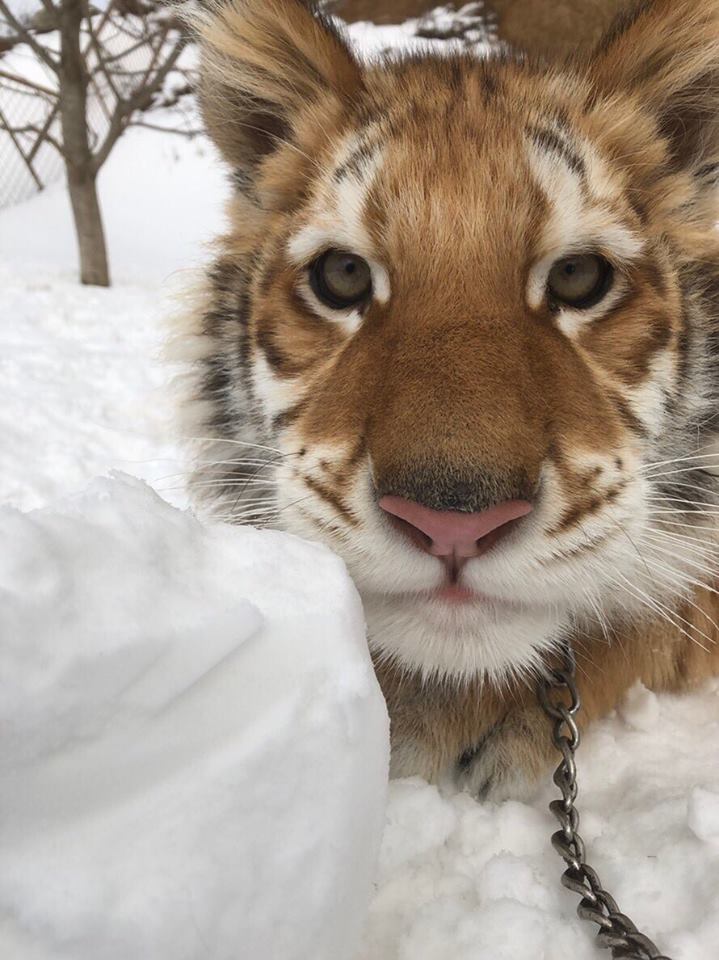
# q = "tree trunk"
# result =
<box><xmin>58</xmin><ymin>0</ymin><xmax>110</xmax><ymax>286</ymax></box>
<box><xmin>67</xmin><ymin>174</ymin><xmax>110</xmax><ymax>287</ymax></box>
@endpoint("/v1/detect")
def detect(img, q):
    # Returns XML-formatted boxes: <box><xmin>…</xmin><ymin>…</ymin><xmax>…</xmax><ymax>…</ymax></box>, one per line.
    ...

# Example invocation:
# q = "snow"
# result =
<box><xmin>1</xmin><ymin>268</ymin><xmax>178</xmax><ymax>511</ymax></box>
<box><xmin>0</xmin><ymin>475</ymin><xmax>389</xmax><ymax>959</ymax></box>
<box><xmin>688</xmin><ymin>787</ymin><xmax>719</xmax><ymax>845</ymax></box>
<box><xmin>341</xmin><ymin>7</ymin><xmax>494</xmax><ymax>60</ymax></box>
<box><xmin>0</xmin><ymin>124</ymin><xmax>228</xmax><ymax>512</ymax></box>
<box><xmin>1</xmin><ymin>8</ymin><xmax>719</xmax><ymax>960</ymax></box>
<box><xmin>361</xmin><ymin>683</ymin><xmax>719</xmax><ymax>960</ymax></box>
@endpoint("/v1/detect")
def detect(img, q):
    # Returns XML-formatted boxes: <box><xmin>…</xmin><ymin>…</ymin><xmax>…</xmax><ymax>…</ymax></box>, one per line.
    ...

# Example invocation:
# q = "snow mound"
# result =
<box><xmin>0</xmin><ymin>475</ymin><xmax>389</xmax><ymax>960</ymax></box>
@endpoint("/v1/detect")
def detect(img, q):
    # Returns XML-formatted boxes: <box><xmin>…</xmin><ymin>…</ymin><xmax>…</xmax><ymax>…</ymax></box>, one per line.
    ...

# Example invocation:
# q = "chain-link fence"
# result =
<box><xmin>0</xmin><ymin>58</ymin><xmax>63</xmax><ymax>206</ymax></box>
<box><xmin>0</xmin><ymin>8</ymin><xmax>192</xmax><ymax>209</ymax></box>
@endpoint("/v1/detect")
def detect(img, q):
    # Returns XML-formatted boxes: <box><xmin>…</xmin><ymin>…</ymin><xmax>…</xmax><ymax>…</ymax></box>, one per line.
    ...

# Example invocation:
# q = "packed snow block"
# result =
<box><xmin>0</xmin><ymin>474</ymin><xmax>389</xmax><ymax>960</ymax></box>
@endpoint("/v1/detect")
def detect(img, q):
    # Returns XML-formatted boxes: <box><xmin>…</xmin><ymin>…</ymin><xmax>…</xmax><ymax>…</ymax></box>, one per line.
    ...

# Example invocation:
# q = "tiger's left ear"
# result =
<box><xmin>586</xmin><ymin>0</ymin><xmax>719</xmax><ymax>184</ymax></box>
<box><xmin>192</xmin><ymin>1</ymin><xmax>362</xmax><ymax>185</ymax></box>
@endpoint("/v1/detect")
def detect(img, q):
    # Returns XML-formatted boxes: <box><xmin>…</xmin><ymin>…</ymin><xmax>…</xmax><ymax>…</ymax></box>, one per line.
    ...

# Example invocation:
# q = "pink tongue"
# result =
<box><xmin>379</xmin><ymin>496</ymin><xmax>533</xmax><ymax>558</ymax></box>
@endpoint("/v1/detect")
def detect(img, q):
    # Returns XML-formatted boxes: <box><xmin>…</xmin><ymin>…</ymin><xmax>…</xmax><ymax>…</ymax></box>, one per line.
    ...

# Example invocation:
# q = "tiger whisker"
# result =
<box><xmin>651</xmin><ymin>517</ymin><xmax>719</xmax><ymax>534</ymax></box>
<box><xmin>643</xmin><ymin>523</ymin><xmax>719</xmax><ymax>551</ymax></box>
<box><xmin>647</xmin><ymin>496</ymin><xmax>714</xmax><ymax>507</ymax></box>
<box><xmin>643</xmin><ymin>464</ymin><xmax>719</xmax><ymax>481</ymax></box>
<box><xmin>180</xmin><ymin>434</ymin><xmax>287</xmax><ymax>456</ymax></box>
<box><xmin>637</xmin><ymin>536</ymin><xmax>719</xmax><ymax>591</ymax></box>
<box><xmin>607</xmin><ymin>571</ymin><xmax>712</xmax><ymax>654</ymax></box>
<box><xmin>646</xmin><ymin>480</ymin><xmax>719</xmax><ymax>499</ymax></box>
<box><xmin>186</xmin><ymin>478</ymin><xmax>278</xmax><ymax>488</ymax></box>
<box><xmin>639</xmin><ymin>451</ymin><xmax>719</xmax><ymax>472</ymax></box>
<box><xmin>648</xmin><ymin>506</ymin><xmax>719</xmax><ymax>517</ymax></box>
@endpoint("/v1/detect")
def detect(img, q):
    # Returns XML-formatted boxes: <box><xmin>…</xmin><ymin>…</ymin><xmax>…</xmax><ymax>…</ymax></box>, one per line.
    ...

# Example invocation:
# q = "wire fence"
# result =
<box><xmin>0</xmin><ymin>47</ymin><xmax>62</xmax><ymax>206</ymax></box>
<box><xmin>0</xmin><ymin>11</ymin><xmax>189</xmax><ymax>209</ymax></box>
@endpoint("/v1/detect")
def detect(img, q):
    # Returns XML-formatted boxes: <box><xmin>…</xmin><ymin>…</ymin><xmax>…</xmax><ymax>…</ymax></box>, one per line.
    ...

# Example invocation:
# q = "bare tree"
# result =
<box><xmin>0</xmin><ymin>1</ymin><xmax>191</xmax><ymax>286</ymax></box>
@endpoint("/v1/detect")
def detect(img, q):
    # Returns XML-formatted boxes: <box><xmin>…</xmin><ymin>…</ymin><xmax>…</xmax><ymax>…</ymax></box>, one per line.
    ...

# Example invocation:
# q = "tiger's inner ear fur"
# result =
<box><xmin>195</xmin><ymin>0</ymin><xmax>362</xmax><ymax>184</ymax></box>
<box><xmin>585</xmin><ymin>0</ymin><xmax>719</xmax><ymax>198</ymax></box>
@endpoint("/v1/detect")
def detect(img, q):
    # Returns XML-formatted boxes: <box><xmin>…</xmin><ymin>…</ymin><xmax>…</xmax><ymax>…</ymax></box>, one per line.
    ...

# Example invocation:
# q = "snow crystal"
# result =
<box><xmin>344</xmin><ymin>10</ymin><xmax>494</xmax><ymax>61</ymax></box>
<box><xmin>0</xmin><ymin>476</ymin><xmax>389</xmax><ymax>960</ymax></box>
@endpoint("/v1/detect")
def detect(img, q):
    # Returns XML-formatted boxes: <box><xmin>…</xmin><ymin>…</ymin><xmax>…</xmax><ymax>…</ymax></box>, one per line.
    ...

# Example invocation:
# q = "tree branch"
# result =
<box><xmin>0</xmin><ymin>68</ymin><xmax>58</xmax><ymax>99</ymax></box>
<box><xmin>3</xmin><ymin>121</ymin><xmax>66</xmax><ymax>159</ymax></box>
<box><xmin>0</xmin><ymin>103</ymin><xmax>45</xmax><ymax>189</ymax></box>
<box><xmin>0</xmin><ymin>0</ymin><xmax>59</xmax><ymax>72</ymax></box>
<box><xmin>94</xmin><ymin>35</ymin><xmax>149</xmax><ymax>65</ymax></box>
<box><xmin>130</xmin><ymin>119</ymin><xmax>201</xmax><ymax>137</ymax></box>
<box><xmin>92</xmin><ymin>33</ymin><xmax>186</xmax><ymax>172</ymax></box>
<box><xmin>26</xmin><ymin>100</ymin><xmax>61</xmax><ymax>163</ymax></box>
<box><xmin>83</xmin><ymin>4</ymin><xmax>121</xmax><ymax>100</ymax></box>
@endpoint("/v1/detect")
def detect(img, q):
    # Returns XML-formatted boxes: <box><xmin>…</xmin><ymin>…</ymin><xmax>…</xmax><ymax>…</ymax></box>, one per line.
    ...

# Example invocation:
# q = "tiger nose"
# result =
<box><xmin>379</xmin><ymin>495</ymin><xmax>533</xmax><ymax>558</ymax></box>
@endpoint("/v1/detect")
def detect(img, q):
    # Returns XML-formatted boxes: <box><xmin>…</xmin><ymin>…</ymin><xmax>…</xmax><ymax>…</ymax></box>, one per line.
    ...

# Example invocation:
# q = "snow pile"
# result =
<box><xmin>0</xmin><ymin>475</ymin><xmax>389</xmax><ymax>960</ymax></box>
<box><xmin>360</xmin><ymin>681</ymin><xmax>719</xmax><ymax>960</ymax></box>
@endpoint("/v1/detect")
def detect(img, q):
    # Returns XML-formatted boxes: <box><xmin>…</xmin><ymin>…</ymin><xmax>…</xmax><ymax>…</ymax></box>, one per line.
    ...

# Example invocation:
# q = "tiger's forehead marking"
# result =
<box><xmin>287</xmin><ymin>130</ymin><xmax>391</xmax><ymax>303</ymax></box>
<box><xmin>528</xmin><ymin>123</ymin><xmax>586</xmax><ymax>180</ymax></box>
<box><xmin>525</xmin><ymin>126</ymin><xmax>643</xmax><ymax>317</ymax></box>
<box><xmin>332</xmin><ymin>128</ymin><xmax>384</xmax><ymax>184</ymax></box>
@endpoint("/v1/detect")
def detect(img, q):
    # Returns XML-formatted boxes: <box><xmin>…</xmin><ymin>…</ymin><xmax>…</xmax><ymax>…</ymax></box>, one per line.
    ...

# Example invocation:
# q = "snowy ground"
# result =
<box><xmin>2</xmin><ymin>12</ymin><xmax>719</xmax><ymax>960</ymax></box>
<box><xmin>0</xmin><ymin>125</ymin><xmax>225</xmax><ymax>512</ymax></box>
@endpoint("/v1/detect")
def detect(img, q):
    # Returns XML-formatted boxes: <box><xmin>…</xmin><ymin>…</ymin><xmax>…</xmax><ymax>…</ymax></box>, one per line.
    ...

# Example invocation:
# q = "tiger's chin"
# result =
<box><xmin>362</xmin><ymin>590</ymin><xmax>565</xmax><ymax>682</ymax></box>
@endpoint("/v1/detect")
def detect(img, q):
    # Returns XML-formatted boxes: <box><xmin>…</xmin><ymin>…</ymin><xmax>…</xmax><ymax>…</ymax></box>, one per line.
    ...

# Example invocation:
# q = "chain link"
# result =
<box><xmin>538</xmin><ymin>645</ymin><xmax>673</xmax><ymax>960</ymax></box>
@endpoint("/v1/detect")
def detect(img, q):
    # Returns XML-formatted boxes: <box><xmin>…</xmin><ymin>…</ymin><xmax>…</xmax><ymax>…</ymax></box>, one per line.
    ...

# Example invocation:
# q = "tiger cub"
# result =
<box><xmin>182</xmin><ymin>0</ymin><xmax>719</xmax><ymax>798</ymax></box>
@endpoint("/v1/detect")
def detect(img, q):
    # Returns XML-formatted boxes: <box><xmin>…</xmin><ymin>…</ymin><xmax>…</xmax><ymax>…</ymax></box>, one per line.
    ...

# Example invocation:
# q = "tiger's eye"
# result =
<box><xmin>547</xmin><ymin>254</ymin><xmax>613</xmax><ymax>309</ymax></box>
<box><xmin>310</xmin><ymin>250</ymin><xmax>372</xmax><ymax>309</ymax></box>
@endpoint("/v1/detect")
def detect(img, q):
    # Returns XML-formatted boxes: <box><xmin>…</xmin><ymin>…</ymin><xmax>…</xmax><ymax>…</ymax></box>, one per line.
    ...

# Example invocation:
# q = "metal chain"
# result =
<box><xmin>538</xmin><ymin>645</ymin><xmax>673</xmax><ymax>960</ymax></box>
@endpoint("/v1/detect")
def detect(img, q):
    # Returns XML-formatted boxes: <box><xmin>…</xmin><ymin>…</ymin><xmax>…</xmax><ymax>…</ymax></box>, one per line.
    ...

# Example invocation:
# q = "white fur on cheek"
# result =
<box><xmin>623</xmin><ymin>349</ymin><xmax>675</xmax><ymax>441</ymax></box>
<box><xmin>251</xmin><ymin>351</ymin><xmax>304</xmax><ymax>425</ymax></box>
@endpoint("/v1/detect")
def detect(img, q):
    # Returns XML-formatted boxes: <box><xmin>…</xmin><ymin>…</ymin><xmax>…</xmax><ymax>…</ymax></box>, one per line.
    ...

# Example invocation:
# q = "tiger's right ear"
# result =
<box><xmin>193</xmin><ymin>0</ymin><xmax>362</xmax><ymax>179</ymax></box>
<box><xmin>586</xmin><ymin>0</ymin><xmax>719</xmax><ymax>185</ymax></box>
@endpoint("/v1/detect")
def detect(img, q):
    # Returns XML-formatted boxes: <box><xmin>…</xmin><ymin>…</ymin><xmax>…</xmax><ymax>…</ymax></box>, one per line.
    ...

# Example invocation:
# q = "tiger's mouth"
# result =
<box><xmin>425</xmin><ymin>579</ymin><xmax>543</xmax><ymax>610</ymax></box>
<box><xmin>432</xmin><ymin>581</ymin><xmax>480</xmax><ymax>604</ymax></box>
<box><xmin>417</xmin><ymin>552</ymin><xmax>546</xmax><ymax>609</ymax></box>
<box><xmin>436</xmin><ymin>553</ymin><xmax>482</xmax><ymax>601</ymax></box>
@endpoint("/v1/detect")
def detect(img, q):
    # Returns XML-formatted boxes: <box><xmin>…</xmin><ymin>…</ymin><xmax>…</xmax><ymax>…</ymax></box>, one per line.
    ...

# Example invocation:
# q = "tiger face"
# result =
<box><xmin>186</xmin><ymin>0</ymin><xmax>719</xmax><ymax>683</ymax></box>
